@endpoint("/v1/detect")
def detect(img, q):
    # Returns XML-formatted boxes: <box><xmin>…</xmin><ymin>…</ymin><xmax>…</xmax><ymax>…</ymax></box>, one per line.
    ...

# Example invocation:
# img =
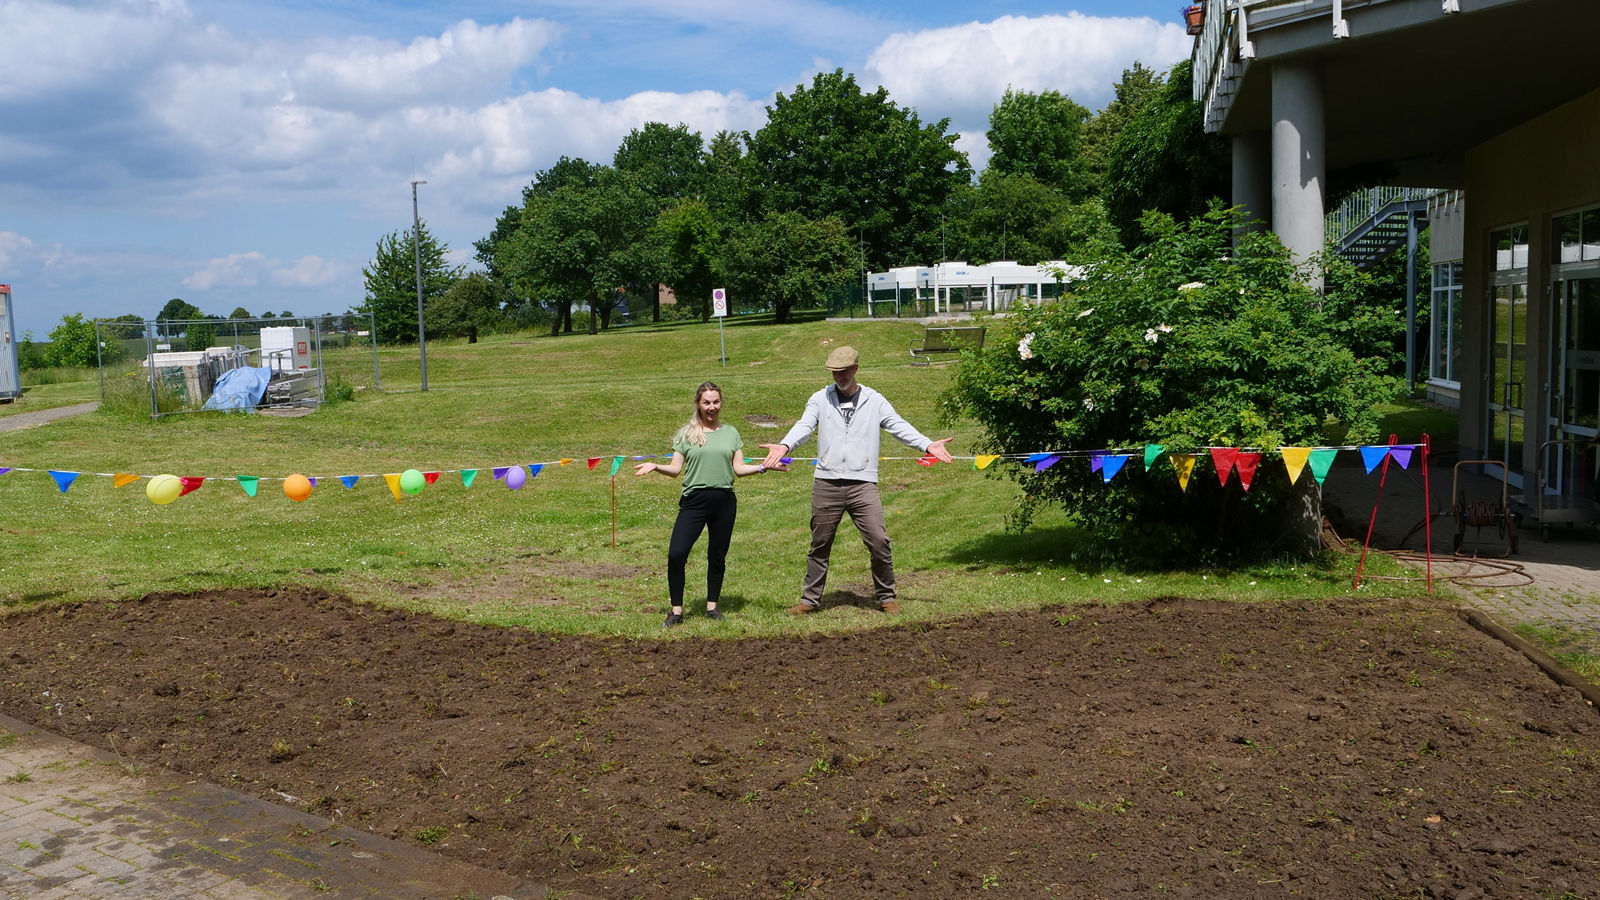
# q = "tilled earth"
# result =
<box><xmin>2</xmin><ymin>588</ymin><xmax>1598</xmax><ymax>899</ymax></box>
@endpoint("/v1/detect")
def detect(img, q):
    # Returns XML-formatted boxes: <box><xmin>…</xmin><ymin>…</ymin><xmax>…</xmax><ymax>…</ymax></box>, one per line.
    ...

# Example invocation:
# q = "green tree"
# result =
<box><xmin>15</xmin><ymin>331</ymin><xmax>45</xmax><ymax>371</ymax></box>
<box><xmin>718</xmin><ymin>212</ymin><xmax>858</xmax><ymax>323</ymax></box>
<box><xmin>744</xmin><ymin>68</ymin><xmax>969</xmax><ymax>268</ymax></box>
<box><xmin>656</xmin><ymin>198</ymin><xmax>724</xmax><ymax>322</ymax></box>
<box><xmin>185</xmin><ymin>321</ymin><xmax>216</xmax><ymax>352</ymax></box>
<box><xmin>504</xmin><ymin>166</ymin><xmax>661</xmax><ymax>335</ymax></box>
<box><xmin>99</xmin><ymin>314</ymin><xmax>145</xmax><ymax>341</ymax></box>
<box><xmin>359</xmin><ymin>221</ymin><xmax>461</xmax><ymax>343</ymax></box>
<box><xmin>45</xmin><ymin>313</ymin><xmax>101</xmax><ymax>368</ymax></box>
<box><xmin>229</xmin><ymin>306</ymin><xmax>252</xmax><ymax>319</ymax></box>
<box><xmin>704</xmin><ymin>130</ymin><xmax>748</xmax><ymax>224</ymax></box>
<box><xmin>1104</xmin><ymin>60</ymin><xmax>1228</xmax><ymax>246</ymax></box>
<box><xmin>939</xmin><ymin>206</ymin><xmax>1400</xmax><ymax>566</ymax></box>
<box><xmin>1080</xmin><ymin>63</ymin><xmax>1164</xmax><ymax>197</ymax></box>
<box><xmin>942</xmin><ymin>172</ymin><xmax>1114</xmax><ymax>265</ymax></box>
<box><xmin>614</xmin><ymin>122</ymin><xmax>706</xmax><ymax>204</ymax></box>
<box><xmin>985</xmin><ymin>87</ymin><xmax>1092</xmax><ymax>200</ymax></box>
<box><xmin>474</xmin><ymin>157</ymin><xmax>601</xmax><ymax>333</ymax></box>
<box><xmin>155</xmin><ymin>299</ymin><xmax>201</xmax><ymax>339</ymax></box>
<box><xmin>426</xmin><ymin>272</ymin><xmax>509</xmax><ymax>343</ymax></box>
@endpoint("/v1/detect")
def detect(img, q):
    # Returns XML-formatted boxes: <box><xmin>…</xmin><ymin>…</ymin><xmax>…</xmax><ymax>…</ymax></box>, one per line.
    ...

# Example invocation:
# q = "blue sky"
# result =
<box><xmin>1</xmin><ymin>0</ymin><xmax>1190</xmax><ymax>337</ymax></box>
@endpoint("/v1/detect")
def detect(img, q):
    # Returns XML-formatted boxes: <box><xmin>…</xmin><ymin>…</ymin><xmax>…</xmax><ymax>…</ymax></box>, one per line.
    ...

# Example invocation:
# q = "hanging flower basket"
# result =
<box><xmin>1182</xmin><ymin>4</ymin><xmax>1205</xmax><ymax>35</ymax></box>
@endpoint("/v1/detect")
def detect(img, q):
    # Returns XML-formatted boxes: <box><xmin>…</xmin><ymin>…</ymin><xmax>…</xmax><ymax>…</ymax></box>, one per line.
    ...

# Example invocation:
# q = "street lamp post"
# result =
<box><xmin>411</xmin><ymin>179</ymin><xmax>429</xmax><ymax>392</ymax></box>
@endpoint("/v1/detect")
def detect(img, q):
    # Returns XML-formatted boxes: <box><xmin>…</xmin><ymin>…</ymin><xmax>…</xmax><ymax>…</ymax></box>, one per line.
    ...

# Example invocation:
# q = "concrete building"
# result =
<box><xmin>1193</xmin><ymin>0</ymin><xmax>1600</xmax><ymax>499</ymax></box>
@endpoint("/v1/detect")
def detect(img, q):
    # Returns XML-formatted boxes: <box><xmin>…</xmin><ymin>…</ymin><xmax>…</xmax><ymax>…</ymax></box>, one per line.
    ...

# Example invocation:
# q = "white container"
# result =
<box><xmin>261</xmin><ymin>326</ymin><xmax>311</xmax><ymax>372</ymax></box>
<box><xmin>0</xmin><ymin>285</ymin><xmax>18</xmax><ymax>401</ymax></box>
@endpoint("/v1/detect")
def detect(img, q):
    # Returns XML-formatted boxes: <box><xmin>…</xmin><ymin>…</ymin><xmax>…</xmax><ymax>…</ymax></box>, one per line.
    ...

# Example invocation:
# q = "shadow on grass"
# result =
<box><xmin>944</xmin><ymin>525</ymin><xmax>1098</xmax><ymax>571</ymax></box>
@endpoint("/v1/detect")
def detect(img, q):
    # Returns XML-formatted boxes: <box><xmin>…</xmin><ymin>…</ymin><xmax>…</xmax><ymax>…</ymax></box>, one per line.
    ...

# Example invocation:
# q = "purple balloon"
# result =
<box><xmin>505</xmin><ymin>465</ymin><xmax>527</xmax><ymax>490</ymax></box>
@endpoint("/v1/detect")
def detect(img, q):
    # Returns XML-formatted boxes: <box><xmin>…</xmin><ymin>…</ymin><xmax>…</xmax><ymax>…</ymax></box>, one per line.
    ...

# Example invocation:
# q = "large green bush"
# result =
<box><xmin>940</xmin><ymin>206</ymin><xmax>1401</xmax><ymax>566</ymax></box>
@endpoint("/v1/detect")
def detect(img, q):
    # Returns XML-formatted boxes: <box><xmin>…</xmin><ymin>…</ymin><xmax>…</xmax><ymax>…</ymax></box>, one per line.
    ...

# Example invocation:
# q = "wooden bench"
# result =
<box><xmin>910</xmin><ymin>326</ymin><xmax>986</xmax><ymax>365</ymax></box>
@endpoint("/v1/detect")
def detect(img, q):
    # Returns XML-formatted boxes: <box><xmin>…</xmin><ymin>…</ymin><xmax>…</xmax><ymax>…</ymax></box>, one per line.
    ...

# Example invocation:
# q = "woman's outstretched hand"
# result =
<box><xmin>633</xmin><ymin>462</ymin><xmax>658</xmax><ymax>476</ymax></box>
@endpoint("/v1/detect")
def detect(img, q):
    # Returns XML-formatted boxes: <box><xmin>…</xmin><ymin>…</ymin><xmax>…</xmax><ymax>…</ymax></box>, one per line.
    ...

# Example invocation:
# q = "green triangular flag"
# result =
<box><xmin>609</xmin><ymin>455</ymin><xmax>623</xmax><ymax>477</ymax></box>
<box><xmin>1143</xmin><ymin>443</ymin><xmax>1165</xmax><ymax>471</ymax></box>
<box><xmin>236</xmin><ymin>475</ymin><xmax>259</xmax><ymax>497</ymax></box>
<box><xmin>461</xmin><ymin>469</ymin><xmax>478</xmax><ymax>489</ymax></box>
<box><xmin>1307</xmin><ymin>448</ymin><xmax>1339</xmax><ymax>485</ymax></box>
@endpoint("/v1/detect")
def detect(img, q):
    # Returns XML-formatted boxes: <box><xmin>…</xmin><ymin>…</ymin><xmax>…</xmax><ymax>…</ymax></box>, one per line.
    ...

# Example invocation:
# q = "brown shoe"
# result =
<box><xmin>788</xmin><ymin>603</ymin><xmax>816</xmax><ymax>616</ymax></box>
<box><xmin>880</xmin><ymin>601</ymin><xmax>902</xmax><ymax>614</ymax></box>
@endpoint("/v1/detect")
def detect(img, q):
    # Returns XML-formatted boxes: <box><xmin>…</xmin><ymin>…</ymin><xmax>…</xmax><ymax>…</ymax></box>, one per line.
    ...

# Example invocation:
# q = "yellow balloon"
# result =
<box><xmin>146</xmin><ymin>474</ymin><xmax>182</xmax><ymax>505</ymax></box>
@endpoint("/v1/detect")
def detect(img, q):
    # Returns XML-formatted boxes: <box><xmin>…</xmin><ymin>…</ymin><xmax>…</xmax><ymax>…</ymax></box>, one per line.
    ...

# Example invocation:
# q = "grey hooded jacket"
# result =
<box><xmin>778</xmin><ymin>384</ymin><xmax>932</xmax><ymax>483</ymax></box>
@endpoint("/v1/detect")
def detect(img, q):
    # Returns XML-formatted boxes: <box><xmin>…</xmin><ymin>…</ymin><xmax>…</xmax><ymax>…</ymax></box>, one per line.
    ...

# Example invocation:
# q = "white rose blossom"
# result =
<box><xmin>1144</xmin><ymin>328</ymin><xmax>1159</xmax><ymax>343</ymax></box>
<box><xmin>1017</xmin><ymin>332</ymin><xmax>1035</xmax><ymax>360</ymax></box>
<box><xmin>1083</xmin><ymin>397</ymin><xmax>1095</xmax><ymax>411</ymax></box>
<box><xmin>1178</xmin><ymin>281</ymin><xmax>1205</xmax><ymax>291</ymax></box>
<box><xmin>1076</xmin><ymin>307</ymin><xmax>1095</xmax><ymax>319</ymax></box>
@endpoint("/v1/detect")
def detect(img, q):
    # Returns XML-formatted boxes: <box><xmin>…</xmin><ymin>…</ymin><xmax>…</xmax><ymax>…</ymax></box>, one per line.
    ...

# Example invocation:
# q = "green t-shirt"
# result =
<box><xmin>674</xmin><ymin>425</ymin><xmax>743</xmax><ymax>495</ymax></box>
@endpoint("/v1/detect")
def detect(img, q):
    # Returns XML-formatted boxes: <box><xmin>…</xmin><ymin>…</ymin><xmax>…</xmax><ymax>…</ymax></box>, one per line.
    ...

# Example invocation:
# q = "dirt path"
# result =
<box><xmin>0</xmin><ymin>401</ymin><xmax>99</xmax><ymax>432</ymax></box>
<box><xmin>2</xmin><ymin>588</ymin><xmax>1597</xmax><ymax>898</ymax></box>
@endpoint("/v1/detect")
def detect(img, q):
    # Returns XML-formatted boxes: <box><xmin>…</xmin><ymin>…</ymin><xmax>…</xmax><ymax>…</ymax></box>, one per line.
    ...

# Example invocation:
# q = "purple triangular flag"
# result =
<box><xmin>1388</xmin><ymin>446</ymin><xmax>1414</xmax><ymax>469</ymax></box>
<box><xmin>1035</xmin><ymin>455</ymin><xmax>1061</xmax><ymax>472</ymax></box>
<box><xmin>0</xmin><ymin>467</ymin><xmax>10</xmax><ymax>476</ymax></box>
<box><xmin>492</xmin><ymin>466</ymin><xmax>509</xmax><ymax>480</ymax></box>
<box><xmin>1090</xmin><ymin>453</ymin><xmax>1103</xmax><ymax>473</ymax></box>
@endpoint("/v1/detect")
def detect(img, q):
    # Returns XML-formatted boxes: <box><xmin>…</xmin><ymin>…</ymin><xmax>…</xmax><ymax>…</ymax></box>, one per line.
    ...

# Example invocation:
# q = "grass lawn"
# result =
<box><xmin>0</xmin><ymin>317</ymin><xmax>1434</xmax><ymax>636</ymax></box>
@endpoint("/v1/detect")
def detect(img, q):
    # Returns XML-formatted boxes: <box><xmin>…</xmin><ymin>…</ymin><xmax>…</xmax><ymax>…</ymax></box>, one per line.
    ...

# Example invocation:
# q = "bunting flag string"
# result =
<box><xmin>0</xmin><ymin>442</ymin><xmax>1428</xmax><ymax>505</ymax></box>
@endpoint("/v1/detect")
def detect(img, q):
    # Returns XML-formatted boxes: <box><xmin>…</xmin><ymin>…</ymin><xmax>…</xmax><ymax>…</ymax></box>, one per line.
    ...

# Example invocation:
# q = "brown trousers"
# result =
<box><xmin>801</xmin><ymin>479</ymin><xmax>895</xmax><ymax>608</ymax></box>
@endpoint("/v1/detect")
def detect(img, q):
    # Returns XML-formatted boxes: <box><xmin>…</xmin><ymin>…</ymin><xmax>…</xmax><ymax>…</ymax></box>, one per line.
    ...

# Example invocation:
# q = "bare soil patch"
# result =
<box><xmin>2</xmin><ymin>589</ymin><xmax>1598</xmax><ymax>898</ymax></box>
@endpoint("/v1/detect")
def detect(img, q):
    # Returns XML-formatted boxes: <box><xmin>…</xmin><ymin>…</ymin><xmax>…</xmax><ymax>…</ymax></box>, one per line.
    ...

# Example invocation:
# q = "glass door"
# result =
<box><xmin>1547</xmin><ymin>273</ymin><xmax>1600</xmax><ymax>497</ymax></box>
<box><xmin>1487</xmin><ymin>225</ymin><xmax>1529</xmax><ymax>489</ymax></box>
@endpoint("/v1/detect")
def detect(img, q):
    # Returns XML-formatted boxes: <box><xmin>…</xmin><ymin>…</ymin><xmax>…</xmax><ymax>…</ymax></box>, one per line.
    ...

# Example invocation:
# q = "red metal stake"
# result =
<box><xmin>1354</xmin><ymin>433</ymin><xmax>1400</xmax><ymax>590</ymax></box>
<box><xmin>1421</xmin><ymin>433</ymin><xmax>1432</xmax><ymax>595</ymax></box>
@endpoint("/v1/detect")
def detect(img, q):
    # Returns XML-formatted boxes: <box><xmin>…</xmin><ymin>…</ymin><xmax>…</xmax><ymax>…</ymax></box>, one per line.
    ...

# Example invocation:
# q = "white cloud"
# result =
<box><xmin>182</xmin><ymin>252</ymin><xmax>269</xmax><ymax>290</ymax></box>
<box><xmin>865</xmin><ymin>13</ymin><xmax>1190</xmax><ymax>121</ymax></box>
<box><xmin>271</xmin><ymin>255</ymin><xmax>341</xmax><ymax>287</ymax></box>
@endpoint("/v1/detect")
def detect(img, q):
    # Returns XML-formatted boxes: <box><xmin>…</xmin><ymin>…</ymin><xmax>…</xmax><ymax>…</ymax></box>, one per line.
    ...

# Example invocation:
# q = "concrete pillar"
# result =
<box><xmin>1232</xmin><ymin>131</ymin><xmax>1271</xmax><ymax>240</ymax></box>
<box><xmin>1271</xmin><ymin>62</ymin><xmax>1326</xmax><ymax>288</ymax></box>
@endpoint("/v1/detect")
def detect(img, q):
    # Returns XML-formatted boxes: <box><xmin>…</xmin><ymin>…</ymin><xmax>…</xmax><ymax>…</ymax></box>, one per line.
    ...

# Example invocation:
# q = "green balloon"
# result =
<box><xmin>400</xmin><ymin>468</ymin><xmax>425</xmax><ymax>495</ymax></box>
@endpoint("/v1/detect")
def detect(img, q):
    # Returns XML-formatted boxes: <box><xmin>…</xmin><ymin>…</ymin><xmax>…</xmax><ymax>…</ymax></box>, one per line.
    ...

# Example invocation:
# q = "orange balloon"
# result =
<box><xmin>283</xmin><ymin>474</ymin><xmax>313</xmax><ymax>502</ymax></box>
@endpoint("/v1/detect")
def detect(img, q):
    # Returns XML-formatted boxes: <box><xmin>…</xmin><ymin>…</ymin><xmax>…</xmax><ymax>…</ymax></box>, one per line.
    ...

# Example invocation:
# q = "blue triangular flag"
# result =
<box><xmin>1024</xmin><ymin>452</ymin><xmax>1050</xmax><ymax>464</ymax></box>
<box><xmin>1101</xmin><ymin>454</ymin><xmax>1130</xmax><ymax>482</ymax></box>
<box><xmin>340</xmin><ymin>475</ymin><xmax>360</xmax><ymax>489</ymax></box>
<box><xmin>527</xmin><ymin>463</ymin><xmax>544</xmax><ymax>480</ymax></box>
<box><xmin>1359</xmin><ymin>446</ymin><xmax>1390</xmax><ymax>474</ymax></box>
<box><xmin>48</xmin><ymin>470</ymin><xmax>79</xmax><ymax>493</ymax></box>
<box><xmin>1389</xmin><ymin>446</ymin><xmax>1414</xmax><ymax>469</ymax></box>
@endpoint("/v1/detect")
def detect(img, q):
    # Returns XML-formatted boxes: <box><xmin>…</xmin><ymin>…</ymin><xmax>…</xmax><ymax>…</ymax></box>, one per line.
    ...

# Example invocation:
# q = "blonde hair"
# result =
<box><xmin>674</xmin><ymin>382</ymin><xmax>723</xmax><ymax>447</ymax></box>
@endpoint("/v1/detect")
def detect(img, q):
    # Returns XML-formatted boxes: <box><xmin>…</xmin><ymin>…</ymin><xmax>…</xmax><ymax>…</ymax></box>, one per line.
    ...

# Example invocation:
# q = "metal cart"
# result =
<box><xmin>1519</xmin><ymin>437</ymin><xmax>1600</xmax><ymax>541</ymax></box>
<box><xmin>1452</xmin><ymin>460</ymin><xmax>1518</xmax><ymax>556</ymax></box>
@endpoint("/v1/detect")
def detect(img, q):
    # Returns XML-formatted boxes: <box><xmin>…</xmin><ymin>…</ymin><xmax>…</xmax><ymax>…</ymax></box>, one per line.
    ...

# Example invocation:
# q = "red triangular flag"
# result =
<box><xmin>915</xmin><ymin>455</ymin><xmax>937</xmax><ymax>467</ymax></box>
<box><xmin>423</xmin><ymin>471</ymin><xmax>441</xmax><ymax>485</ymax></box>
<box><xmin>587</xmin><ymin>457</ymin><xmax>602</xmax><ymax>470</ymax></box>
<box><xmin>1234</xmin><ymin>452</ymin><xmax>1263</xmax><ymax>491</ymax></box>
<box><xmin>1210</xmin><ymin>448</ymin><xmax>1239</xmax><ymax>486</ymax></box>
<box><xmin>179</xmin><ymin>476</ymin><xmax>206</xmax><ymax>496</ymax></box>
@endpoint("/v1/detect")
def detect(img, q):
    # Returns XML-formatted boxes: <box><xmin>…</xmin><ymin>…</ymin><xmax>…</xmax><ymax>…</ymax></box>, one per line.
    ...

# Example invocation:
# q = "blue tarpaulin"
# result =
<box><xmin>202</xmin><ymin>366</ymin><xmax>273</xmax><ymax>411</ymax></box>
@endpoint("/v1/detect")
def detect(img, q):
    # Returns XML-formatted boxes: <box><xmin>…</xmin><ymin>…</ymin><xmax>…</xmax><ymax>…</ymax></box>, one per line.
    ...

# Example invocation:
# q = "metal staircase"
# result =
<box><xmin>1326</xmin><ymin>187</ymin><xmax>1434</xmax><ymax>269</ymax></box>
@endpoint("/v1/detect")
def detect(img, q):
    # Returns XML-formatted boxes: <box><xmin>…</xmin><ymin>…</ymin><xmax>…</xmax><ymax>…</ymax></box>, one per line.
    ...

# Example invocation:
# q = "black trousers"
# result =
<box><xmin>667</xmin><ymin>487</ymin><xmax>737</xmax><ymax>608</ymax></box>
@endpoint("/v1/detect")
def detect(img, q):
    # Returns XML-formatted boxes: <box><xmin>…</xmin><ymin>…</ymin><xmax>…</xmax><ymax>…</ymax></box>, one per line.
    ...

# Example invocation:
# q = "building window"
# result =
<box><xmin>1430</xmin><ymin>261</ymin><xmax>1463</xmax><ymax>383</ymax></box>
<box><xmin>1554</xmin><ymin>207</ymin><xmax>1600</xmax><ymax>263</ymax></box>
<box><xmin>1494</xmin><ymin>223</ymin><xmax>1529</xmax><ymax>271</ymax></box>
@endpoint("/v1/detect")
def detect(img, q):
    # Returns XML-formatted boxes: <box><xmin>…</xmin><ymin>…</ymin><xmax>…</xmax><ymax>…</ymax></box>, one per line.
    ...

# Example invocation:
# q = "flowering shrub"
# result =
<box><xmin>940</xmin><ymin>206</ymin><xmax>1402</xmax><ymax>565</ymax></box>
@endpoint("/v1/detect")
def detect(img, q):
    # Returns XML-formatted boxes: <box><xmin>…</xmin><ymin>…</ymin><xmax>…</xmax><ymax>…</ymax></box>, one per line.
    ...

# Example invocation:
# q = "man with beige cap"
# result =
<box><xmin>760</xmin><ymin>345</ymin><xmax>953</xmax><ymax>615</ymax></box>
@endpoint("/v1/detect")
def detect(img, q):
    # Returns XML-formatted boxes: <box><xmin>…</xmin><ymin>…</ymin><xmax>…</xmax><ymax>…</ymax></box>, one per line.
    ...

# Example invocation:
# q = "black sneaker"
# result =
<box><xmin>705</xmin><ymin>609</ymin><xmax>725</xmax><ymax>621</ymax></box>
<box><xmin>664</xmin><ymin>613</ymin><xmax>684</xmax><ymax>627</ymax></box>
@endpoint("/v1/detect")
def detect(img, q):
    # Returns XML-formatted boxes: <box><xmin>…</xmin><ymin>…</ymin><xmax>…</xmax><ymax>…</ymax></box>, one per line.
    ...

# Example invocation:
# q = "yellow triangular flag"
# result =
<box><xmin>559</xmin><ymin>458</ymin><xmax>573</xmax><ymax>466</ymax></box>
<box><xmin>1281</xmin><ymin>447</ymin><xmax>1312</xmax><ymax>485</ymax></box>
<box><xmin>974</xmin><ymin>454</ymin><xmax>1000</xmax><ymax>470</ymax></box>
<box><xmin>113</xmin><ymin>473</ymin><xmax>140</xmax><ymax>488</ymax></box>
<box><xmin>384</xmin><ymin>473</ymin><xmax>403</xmax><ymax>501</ymax></box>
<box><xmin>1171</xmin><ymin>454</ymin><xmax>1197</xmax><ymax>492</ymax></box>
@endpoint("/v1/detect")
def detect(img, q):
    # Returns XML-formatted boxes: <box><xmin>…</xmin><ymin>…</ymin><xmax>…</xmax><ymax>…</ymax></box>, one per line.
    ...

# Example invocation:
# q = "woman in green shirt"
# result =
<box><xmin>635</xmin><ymin>382</ymin><xmax>775</xmax><ymax>626</ymax></box>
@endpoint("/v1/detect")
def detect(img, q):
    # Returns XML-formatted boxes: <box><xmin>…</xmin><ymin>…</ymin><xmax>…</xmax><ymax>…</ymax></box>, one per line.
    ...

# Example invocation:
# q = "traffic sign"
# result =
<box><xmin>712</xmin><ymin>287</ymin><xmax>728</xmax><ymax>318</ymax></box>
